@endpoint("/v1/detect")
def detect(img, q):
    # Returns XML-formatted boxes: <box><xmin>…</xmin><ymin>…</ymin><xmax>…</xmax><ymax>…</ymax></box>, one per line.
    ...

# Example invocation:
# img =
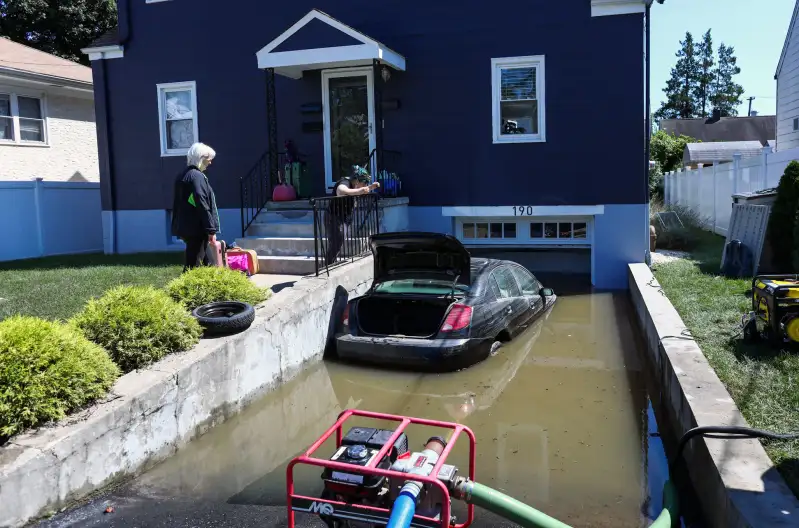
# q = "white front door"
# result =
<box><xmin>322</xmin><ymin>67</ymin><xmax>376</xmax><ymax>191</ymax></box>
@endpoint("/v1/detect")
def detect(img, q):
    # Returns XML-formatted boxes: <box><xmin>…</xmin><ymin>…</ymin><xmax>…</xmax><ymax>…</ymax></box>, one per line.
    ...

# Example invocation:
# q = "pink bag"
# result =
<box><xmin>227</xmin><ymin>253</ymin><xmax>249</xmax><ymax>274</ymax></box>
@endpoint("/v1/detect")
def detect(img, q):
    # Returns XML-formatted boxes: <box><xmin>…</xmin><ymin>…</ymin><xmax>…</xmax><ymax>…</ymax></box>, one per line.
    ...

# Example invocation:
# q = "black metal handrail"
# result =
<box><xmin>366</xmin><ymin>148</ymin><xmax>403</xmax><ymax>198</ymax></box>
<box><xmin>311</xmin><ymin>193</ymin><xmax>380</xmax><ymax>276</ymax></box>
<box><xmin>240</xmin><ymin>151</ymin><xmax>305</xmax><ymax>236</ymax></box>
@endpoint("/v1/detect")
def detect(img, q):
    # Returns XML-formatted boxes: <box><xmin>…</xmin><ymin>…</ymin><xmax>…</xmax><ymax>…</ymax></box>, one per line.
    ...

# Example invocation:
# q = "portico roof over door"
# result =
<box><xmin>256</xmin><ymin>9</ymin><xmax>406</xmax><ymax>78</ymax></box>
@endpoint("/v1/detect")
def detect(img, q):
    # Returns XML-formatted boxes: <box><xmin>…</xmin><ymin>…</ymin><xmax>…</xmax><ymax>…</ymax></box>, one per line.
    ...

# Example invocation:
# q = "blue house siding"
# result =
<box><xmin>94</xmin><ymin>0</ymin><xmax>645</xmax><ymax>211</ymax></box>
<box><xmin>90</xmin><ymin>0</ymin><xmax>648</xmax><ymax>287</ymax></box>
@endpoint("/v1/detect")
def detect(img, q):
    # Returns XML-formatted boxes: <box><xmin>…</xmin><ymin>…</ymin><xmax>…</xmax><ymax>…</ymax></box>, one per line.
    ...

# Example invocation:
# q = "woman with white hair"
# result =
<box><xmin>171</xmin><ymin>143</ymin><xmax>221</xmax><ymax>271</ymax></box>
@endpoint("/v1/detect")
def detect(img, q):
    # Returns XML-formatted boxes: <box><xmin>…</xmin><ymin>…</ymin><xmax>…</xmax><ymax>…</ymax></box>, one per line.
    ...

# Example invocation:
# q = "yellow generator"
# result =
<box><xmin>743</xmin><ymin>275</ymin><xmax>799</xmax><ymax>345</ymax></box>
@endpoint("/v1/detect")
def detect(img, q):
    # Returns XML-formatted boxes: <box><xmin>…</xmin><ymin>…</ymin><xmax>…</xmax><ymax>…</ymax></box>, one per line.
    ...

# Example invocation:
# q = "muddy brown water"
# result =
<box><xmin>102</xmin><ymin>274</ymin><xmax>701</xmax><ymax>528</ymax></box>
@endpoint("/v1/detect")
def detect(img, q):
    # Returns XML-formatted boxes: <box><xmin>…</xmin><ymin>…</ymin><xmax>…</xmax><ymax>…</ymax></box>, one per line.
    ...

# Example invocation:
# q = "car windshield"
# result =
<box><xmin>373</xmin><ymin>279</ymin><xmax>470</xmax><ymax>295</ymax></box>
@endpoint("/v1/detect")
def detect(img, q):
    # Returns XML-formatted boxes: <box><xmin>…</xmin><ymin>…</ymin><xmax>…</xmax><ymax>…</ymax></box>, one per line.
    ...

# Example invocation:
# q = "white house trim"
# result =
<box><xmin>256</xmin><ymin>9</ymin><xmax>405</xmax><ymax>78</ymax></box>
<box><xmin>442</xmin><ymin>206</ymin><xmax>605</xmax><ymax>217</ymax></box>
<box><xmin>591</xmin><ymin>0</ymin><xmax>647</xmax><ymax>17</ymax></box>
<box><xmin>776</xmin><ymin>0</ymin><xmax>799</xmax><ymax>78</ymax></box>
<box><xmin>81</xmin><ymin>45</ymin><xmax>124</xmax><ymax>61</ymax></box>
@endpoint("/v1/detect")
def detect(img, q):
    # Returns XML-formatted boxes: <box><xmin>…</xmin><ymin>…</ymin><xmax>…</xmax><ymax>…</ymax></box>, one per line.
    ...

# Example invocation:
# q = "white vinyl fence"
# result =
<box><xmin>664</xmin><ymin>147</ymin><xmax>799</xmax><ymax>236</ymax></box>
<box><xmin>0</xmin><ymin>178</ymin><xmax>103</xmax><ymax>262</ymax></box>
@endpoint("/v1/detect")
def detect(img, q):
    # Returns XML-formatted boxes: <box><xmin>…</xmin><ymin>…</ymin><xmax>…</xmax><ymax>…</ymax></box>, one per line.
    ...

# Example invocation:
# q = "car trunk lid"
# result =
<box><xmin>370</xmin><ymin>232</ymin><xmax>471</xmax><ymax>286</ymax></box>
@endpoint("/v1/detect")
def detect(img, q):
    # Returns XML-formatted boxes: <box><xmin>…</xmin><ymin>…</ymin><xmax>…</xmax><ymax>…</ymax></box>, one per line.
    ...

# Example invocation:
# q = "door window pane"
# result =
<box><xmin>494</xmin><ymin>267</ymin><xmax>521</xmax><ymax>298</ymax></box>
<box><xmin>558</xmin><ymin>223</ymin><xmax>572</xmax><ymax>238</ymax></box>
<box><xmin>573</xmin><ymin>222</ymin><xmax>587</xmax><ymax>239</ymax></box>
<box><xmin>490</xmin><ymin>223</ymin><xmax>503</xmax><ymax>238</ymax></box>
<box><xmin>463</xmin><ymin>223</ymin><xmax>475</xmax><ymax>239</ymax></box>
<box><xmin>511</xmin><ymin>266</ymin><xmax>539</xmax><ymax>296</ymax></box>
<box><xmin>544</xmin><ymin>223</ymin><xmax>557</xmax><ymax>238</ymax></box>
<box><xmin>329</xmin><ymin>76</ymin><xmax>369</xmax><ymax>182</ymax></box>
<box><xmin>475</xmin><ymin>223</ymin><xmax>489</xmax><ymax>238</ymax></box>
<box><xmin>530</xmin><ymin>223</ymin><xmax>543</xmax><ymax>238</ymax></box>
<box><xmin>503</xmin><ymin>223</ymin><xmax>517</xmax><ymax>238</ymax></box>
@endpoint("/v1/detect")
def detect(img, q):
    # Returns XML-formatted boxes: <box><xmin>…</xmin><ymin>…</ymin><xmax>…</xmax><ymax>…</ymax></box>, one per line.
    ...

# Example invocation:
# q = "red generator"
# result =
<box><xmin>286</xmin><ymin>409</ymin><xmax>476</xmax><ymax>528</ymax></box>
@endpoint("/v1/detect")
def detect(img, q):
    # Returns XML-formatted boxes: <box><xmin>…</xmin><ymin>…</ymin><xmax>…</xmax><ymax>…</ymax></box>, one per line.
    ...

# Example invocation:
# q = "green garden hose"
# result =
<box><xmin>453</xmin><ymin>478</ymin><xmax>679</xmax><ymax>528</ymax></box>
<box><xmin>452</xmin><ymin>480</ymin><xmax>572</xmax><ymax>528</ymax></box>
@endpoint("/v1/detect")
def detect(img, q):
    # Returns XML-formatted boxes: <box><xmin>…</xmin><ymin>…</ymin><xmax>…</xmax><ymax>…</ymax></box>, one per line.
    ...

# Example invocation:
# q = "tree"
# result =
<box><xmin>655</xmin><ymin>32</ymin><xmax>700</xmax><ymax>120</ymax></box>
<box><xmin>710</xmin><ymin>43</ymin><xmax>744</xmax><ymax>117</ymax></box>
<box><xmin>0</xmin><ymin>1</ymin><xmax>117</xmax><ymax>65</ymax></box>
<box><xmin>694</xmin><ymin>30</ymin><xmax>715</xmax><ymax>118</ymax></box>
<box><xmin>650</xmin><ymin>130</ymin><xmax>698</xmax><ymax>173</ymax></box>
<box><xmin>769</xmin><ymin>161</ymin><xmax>799</xmax><ymax>271</ymax></box>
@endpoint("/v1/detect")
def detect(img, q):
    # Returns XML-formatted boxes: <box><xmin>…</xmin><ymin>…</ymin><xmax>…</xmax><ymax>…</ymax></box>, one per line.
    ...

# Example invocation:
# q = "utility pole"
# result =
<box><xmin>747</xmin><ymin>96</ymin><xmax>756</xmax><ymax>116</ymax></box>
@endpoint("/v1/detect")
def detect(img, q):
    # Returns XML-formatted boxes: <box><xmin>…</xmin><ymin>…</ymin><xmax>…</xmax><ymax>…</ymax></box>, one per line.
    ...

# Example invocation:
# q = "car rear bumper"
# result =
<box><xmin>335</xmin><ymin>334</ymin><xmax>493</xmax><ymax>371</ymax></box>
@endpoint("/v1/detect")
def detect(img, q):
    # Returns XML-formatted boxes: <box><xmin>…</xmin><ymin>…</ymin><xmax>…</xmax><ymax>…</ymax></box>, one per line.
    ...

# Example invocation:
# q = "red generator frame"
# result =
<box><xmin>286</xmin><ymin>409</ymin><xmax>477</xmax><ymax>528</ymax></box>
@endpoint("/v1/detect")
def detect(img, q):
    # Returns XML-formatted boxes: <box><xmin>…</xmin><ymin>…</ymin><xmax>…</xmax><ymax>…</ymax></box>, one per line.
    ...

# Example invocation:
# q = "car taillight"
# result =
<box><xmin>440</xmin><ymin>304</ymin><xmax>472</xmax><ymax>333</ymax></box>
<box><xmin>342</xmin><ymin>304</ymin><xmax>350</xmax><ymax>327</ymax></box>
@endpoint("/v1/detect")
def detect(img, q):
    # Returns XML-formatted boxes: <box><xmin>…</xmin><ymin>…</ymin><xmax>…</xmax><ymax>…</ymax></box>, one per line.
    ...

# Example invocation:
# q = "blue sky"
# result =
<box><xmin>651</xmin><ymin>0</ymin><xmax>795</xmax><ymax>116</ymax></box>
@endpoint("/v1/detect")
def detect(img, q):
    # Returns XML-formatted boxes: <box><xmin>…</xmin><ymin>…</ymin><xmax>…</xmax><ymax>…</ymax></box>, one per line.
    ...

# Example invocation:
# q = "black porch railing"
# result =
<box><xmin>367</xmin><ymin>148</ymin><xmax>403</xmax><ymax>198</ymax></box>
<box><xmin>239</xmin><ymin>151</ymin><xmax>305</xmax><ymax>235</ymax></box>
<box><xmin>311</xmin><ymin>193</ymin><xmax>380</xmax><ymax>276</ymax></box>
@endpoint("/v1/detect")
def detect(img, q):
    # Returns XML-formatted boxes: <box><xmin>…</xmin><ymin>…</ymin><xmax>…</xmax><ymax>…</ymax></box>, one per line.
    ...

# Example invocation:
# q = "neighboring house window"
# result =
<box><xmin>0</xmin><ymin>92</ymin><xmax>47</xmax><ymax>145</ymax></box>
<box><xmin>794</xmin><ymin>118</ymin><xmax>799</xmax><ymax>132</ymax></box>
<box><xmin>157</xmin><ymin>81</ymin><xmax>198</xmax><ymax>156</ymax></box>
<box><xmin>491</xmin><ymin>55</ymin><xmax>546</xmax><ymax>144</ymax></box>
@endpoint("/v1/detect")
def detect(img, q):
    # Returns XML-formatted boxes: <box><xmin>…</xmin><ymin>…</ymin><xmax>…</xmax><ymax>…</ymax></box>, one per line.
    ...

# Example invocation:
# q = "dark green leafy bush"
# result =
<box><xmin>769</xmin><ymin>161</ymin><xmax>799</xmax><ymax>271</ymax></box>
<box><xmin>72</xmin><ymin>286</ymin><xmax>202</xmax><ymax>373</ymax></box>
<box><xmin>166</xmin><ymin>266</ymin><xmax>270</xmax><ymax>311</ymax></box>
<box><xmin>0</xmin><ymin>316</ymin><xmax>119</xmax><ymax>440</ymax></box>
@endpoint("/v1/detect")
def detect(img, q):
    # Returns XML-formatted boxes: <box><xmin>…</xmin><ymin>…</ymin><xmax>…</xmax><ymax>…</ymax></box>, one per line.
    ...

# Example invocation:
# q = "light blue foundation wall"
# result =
<box><xmin>407</xmin><ymin>204</ymin><xmax>648</xmax><ymax>290</ymax></box>
<box><xmin>104</xmin><ymin>209</ymin><xmax>243</xmax><ymax>254</ymax></box>
<box><xmin>591</xmin><ymin>204</ymin><xmax>648</xmax><ymax>289</ymax></box>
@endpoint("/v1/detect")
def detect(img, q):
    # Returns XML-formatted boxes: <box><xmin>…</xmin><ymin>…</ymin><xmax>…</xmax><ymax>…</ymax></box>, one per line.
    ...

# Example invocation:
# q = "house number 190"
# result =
<box><xmin>513</xmin><ymin>206</ymin><xmax>534</xmax><ymax>216</ymax></box>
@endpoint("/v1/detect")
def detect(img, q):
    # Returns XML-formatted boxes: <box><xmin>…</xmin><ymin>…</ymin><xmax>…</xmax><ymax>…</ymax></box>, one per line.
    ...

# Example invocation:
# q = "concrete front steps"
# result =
<box><xmin>234</xmin><ymin>204</ymin><xmax>369</xmax><ymax>275</ymax></box>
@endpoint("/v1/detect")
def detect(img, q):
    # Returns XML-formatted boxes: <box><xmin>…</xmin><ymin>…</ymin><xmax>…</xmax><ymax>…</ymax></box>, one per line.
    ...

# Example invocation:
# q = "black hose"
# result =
<box><xmin>670</xmin><ymin>425</ymin><xmax>799</xmax><ymax>474</ymax></box>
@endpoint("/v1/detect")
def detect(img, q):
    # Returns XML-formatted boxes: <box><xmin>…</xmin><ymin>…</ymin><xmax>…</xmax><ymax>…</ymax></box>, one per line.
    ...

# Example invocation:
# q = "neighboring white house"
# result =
<box><xmin>0</xmin><ymin>37</ymin><xmax>98</xmax><ymax>182</ymax></box>
<box><xmin>777</xmin><ymin>0</ymin><xmax>799</xmax><ymax>152</ymax></box>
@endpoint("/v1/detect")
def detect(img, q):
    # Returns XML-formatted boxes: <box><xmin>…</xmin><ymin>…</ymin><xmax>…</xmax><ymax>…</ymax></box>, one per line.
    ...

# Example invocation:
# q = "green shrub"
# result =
<box><xmin>0</xmin><ymin>316</ymin><xmax>119</xmax><ymax>439</ymax></box>
<box><xmin>166</xmin><ymin>267</ymin><xmax>270</xmax><ymax>311</ymax></box>
<box><xmin>768</xmin><ymin>161</ymin><xmax>799</xmax><ymax>271</ymax></box>
<box><xmin>72</xmin><ymin>286</ymin><xmax>202</xmax><ymax>373</ymax></box>
<box><xmin>649</xmin><ymin>161</ymin><xmax>664</xmax><ymax>202</ymax></box>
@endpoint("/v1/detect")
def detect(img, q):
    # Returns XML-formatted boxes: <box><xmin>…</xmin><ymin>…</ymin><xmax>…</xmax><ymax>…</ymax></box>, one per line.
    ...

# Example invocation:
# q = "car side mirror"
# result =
<box><xmin>540</xmin><ymin>288</ymin><xmax>554</xmax><ymax>297</ymax></box>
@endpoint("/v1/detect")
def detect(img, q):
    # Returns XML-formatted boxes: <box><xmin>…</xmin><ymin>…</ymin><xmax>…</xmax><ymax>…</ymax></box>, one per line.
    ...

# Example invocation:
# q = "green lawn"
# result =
<box><xmin>0</xmin><ymin>253</ymin><xmax>183</xmax><ymax>322</ymax></box>
<box><xmin>653</xmin><ymin>232</ymin><xmax>799</xmax><ymax>497</ymax></box>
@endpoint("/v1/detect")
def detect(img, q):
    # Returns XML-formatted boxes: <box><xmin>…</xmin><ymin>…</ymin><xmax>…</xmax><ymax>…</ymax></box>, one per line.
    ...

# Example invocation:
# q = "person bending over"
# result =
<box><xmin>325</xmin><ymin>169</ymin><xmax>380</xmax><ymax>266</ymax></box>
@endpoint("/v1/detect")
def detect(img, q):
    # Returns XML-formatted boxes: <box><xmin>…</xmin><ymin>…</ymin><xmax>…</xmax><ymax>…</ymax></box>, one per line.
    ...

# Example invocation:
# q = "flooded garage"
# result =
<box><xmin>41</xmin><ymin>259</ymin><xmax>696</xmax><ymax>528</ymax></box>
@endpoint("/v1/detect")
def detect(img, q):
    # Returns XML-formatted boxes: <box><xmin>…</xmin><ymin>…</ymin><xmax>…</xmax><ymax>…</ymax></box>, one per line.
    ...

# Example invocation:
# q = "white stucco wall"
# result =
<box><xmin>0</xmin><ymin>91</ymin><xmax>99</xmax><ymax>182</ymax></box>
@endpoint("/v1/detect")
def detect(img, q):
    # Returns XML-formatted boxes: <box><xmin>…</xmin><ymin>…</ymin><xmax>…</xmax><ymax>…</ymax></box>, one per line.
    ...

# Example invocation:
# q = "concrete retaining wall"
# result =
<box><xmin>628</xmin><ymin>263</ymin><xmax>799</xmax><ymax>527</ymax></box>
<box><xmin>0</xmin><ymin>258</ymin><xmax>374</xmax><ymax>528</ymax></box>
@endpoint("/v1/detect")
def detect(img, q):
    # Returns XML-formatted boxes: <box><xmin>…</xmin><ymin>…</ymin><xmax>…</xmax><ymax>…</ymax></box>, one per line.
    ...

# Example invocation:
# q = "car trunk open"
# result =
<box><xmin>356</xmin><ymin>296</ymin><xmax>454</xmax><ymax>338</ymax></box>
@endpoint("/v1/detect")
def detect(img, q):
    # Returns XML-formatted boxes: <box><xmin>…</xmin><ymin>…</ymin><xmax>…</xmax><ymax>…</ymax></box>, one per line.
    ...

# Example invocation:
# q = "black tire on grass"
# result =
<box><xmin>192</xmin><ymin>301</ymin><xmax>255</xmax><ymax>335</ymax></box>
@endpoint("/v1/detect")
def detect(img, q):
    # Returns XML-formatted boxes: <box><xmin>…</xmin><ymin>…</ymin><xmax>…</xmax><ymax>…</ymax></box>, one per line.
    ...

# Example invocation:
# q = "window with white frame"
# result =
<box><xmin>0</xmin><ymin>92</ymin><xmax>47</xmax><ymax>144</ymax></box>
<box><xmin>157</xmin><ymin>81</ymin><xmax>198</xmax><ymax>156</ymax></box>
<box><xmin>491</xmin><ymin>55</ymin><xmax>545</xmax><ymax>143</ymax></box>
<box><xmin>459</xmin><ymin>218</ymin><xmax>591</xmax><ymax>246</ymax></box>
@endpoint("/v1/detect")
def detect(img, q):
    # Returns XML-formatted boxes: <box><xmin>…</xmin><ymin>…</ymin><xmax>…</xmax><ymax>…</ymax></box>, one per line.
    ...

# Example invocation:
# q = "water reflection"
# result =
<box><xmin>130</xmin><ymin>289</ymin><xmax>665</xmax><ymax>527</ymax></box>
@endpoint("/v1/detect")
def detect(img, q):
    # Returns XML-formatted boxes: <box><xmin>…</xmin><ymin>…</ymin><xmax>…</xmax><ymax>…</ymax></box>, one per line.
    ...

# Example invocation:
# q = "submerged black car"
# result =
<box><xmin>334</xmin><ymin>232</ymin><xmax>557</xmax><ymax>370</ymax></box>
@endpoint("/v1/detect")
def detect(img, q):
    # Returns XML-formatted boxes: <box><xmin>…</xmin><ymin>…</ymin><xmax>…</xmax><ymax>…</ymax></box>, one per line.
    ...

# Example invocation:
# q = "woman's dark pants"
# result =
<box><xmin>183</xmin><ymin>236</ymin><xmax>211</xmax><ymax>272</ymax></box>
<box><xmin>324</xmin><ymin>210</ymin><xmax>346</xmax><ymax>266</ymax></box>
